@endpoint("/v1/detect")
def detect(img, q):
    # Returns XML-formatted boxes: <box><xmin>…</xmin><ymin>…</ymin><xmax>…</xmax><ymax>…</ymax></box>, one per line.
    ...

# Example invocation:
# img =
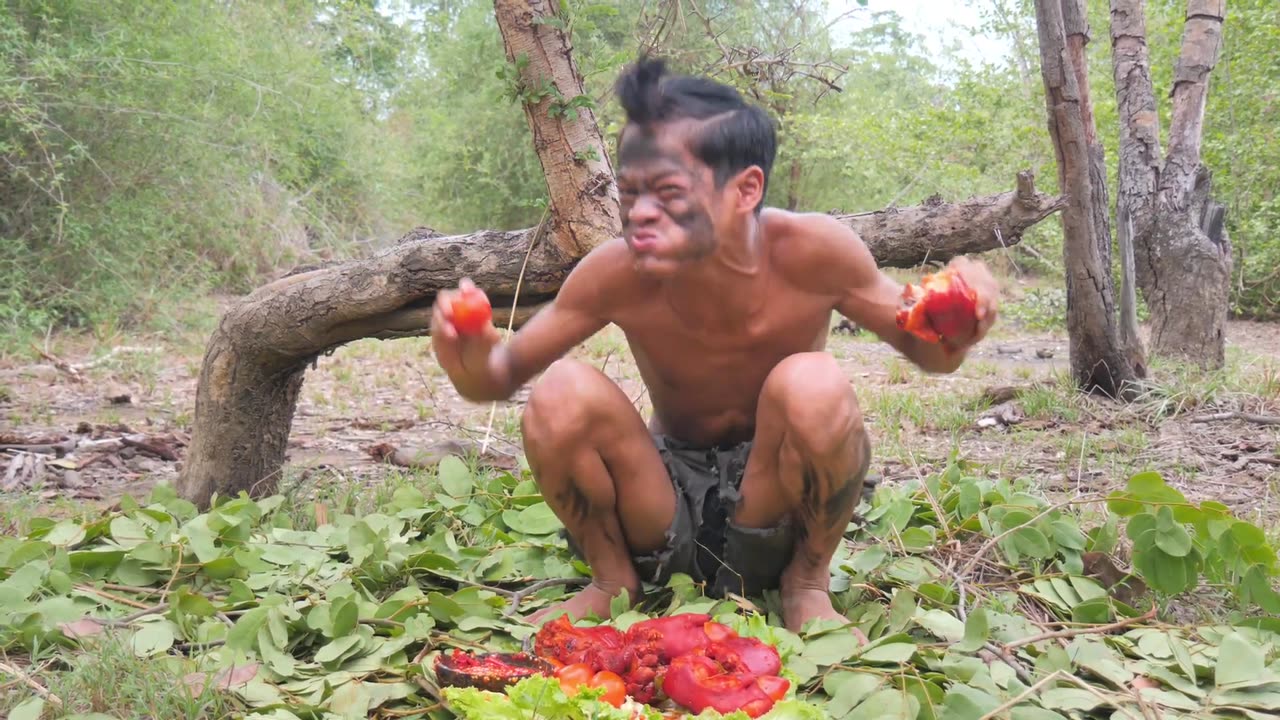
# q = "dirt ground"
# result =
<box><xmin>2</xmin><ymin>297</ymin><xmax>1278</xmax><ymax>531</ymax></box>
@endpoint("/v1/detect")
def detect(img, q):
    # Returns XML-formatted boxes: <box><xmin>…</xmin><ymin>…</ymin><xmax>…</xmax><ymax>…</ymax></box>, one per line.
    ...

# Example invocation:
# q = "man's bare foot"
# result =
<box><xmin>526</xmin><ymin>582</ymin><xmax>637</xmax><ymax>626</ymax></box>
<box><xmin>782</xmin><ymin>587</ymin><xmax>868</xmax><ymax>643</ymax></box>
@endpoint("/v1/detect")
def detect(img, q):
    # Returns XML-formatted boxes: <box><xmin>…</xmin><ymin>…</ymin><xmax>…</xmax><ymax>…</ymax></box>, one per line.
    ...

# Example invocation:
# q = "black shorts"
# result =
<box><xmin>562</xmin><ymin>433</ymin><xmax>874</xmax><ymax>599</ymax></box>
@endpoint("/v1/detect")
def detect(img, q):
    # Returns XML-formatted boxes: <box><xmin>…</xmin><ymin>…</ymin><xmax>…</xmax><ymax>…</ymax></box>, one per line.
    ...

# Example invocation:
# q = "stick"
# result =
<box><xmin>103</xmin><ymin>602</ymin><xmax>170</xmax><ymax>627</ymax></box>
<box><xmin>0</xmin><ymin>660</ymin><xmax>64</xmax><ymax>707</ymax></box>
<box><xmin>958</xmin><ymin>498</ymin><xmax>1096</xmax><ymax>580</ymax></box>
<box><xmin>504</xmin><ymin>577</ymin><xmax>590</xmax><ymax>617</ymax></box>
<box><xmin>983</xmin><ymin>643</ymin><xmax>1033</xmax><ymax>685</ymax></box>
<box><xmin>1004</xmin><ymin>602</ymin><xmax>1157</xmax><ymax>650</ymax></box>
<box><xmin>1190</xmin><ymin>411</ymin><xmax>1280</xmax><ymax>426</ymax></box>
<box><xmin>978</xmin><ymin>670</ymin><xmax>1066</xmax><ymax>720</ymax></box>
<box><xmin>75</xmin><ymin>584</ymin><xmax>154</xmax><ymax>610</ymax></box>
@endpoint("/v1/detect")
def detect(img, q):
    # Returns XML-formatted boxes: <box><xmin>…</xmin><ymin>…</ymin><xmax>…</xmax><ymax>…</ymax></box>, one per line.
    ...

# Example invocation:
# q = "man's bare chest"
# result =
<box><xmin>615</xmin><ymin>301</ymin><xmax>832</xmax><ymax>389</ymax></box>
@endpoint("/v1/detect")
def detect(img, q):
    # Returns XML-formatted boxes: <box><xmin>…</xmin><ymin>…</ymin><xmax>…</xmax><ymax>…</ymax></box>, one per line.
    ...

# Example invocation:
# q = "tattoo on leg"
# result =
<box><xmin>557</xmin><ymin>485</ymin><xmax>591</xmax><ymax>523</ymax></box>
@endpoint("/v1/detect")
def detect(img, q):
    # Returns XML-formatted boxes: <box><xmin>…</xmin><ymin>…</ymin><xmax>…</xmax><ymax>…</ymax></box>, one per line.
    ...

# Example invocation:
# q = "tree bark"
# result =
<box><xmin>1035</xmin><ymin>0</ymin><xmax>1143</xmax><ymax>399</ymax></box>
<box><xmin>493</xmin><ymin>0</ymin><xmax>619</xmax><ymax>257</ymax></box>
<box><xmin>1109</xmin><ymin>0</ymin><xmax>1160</xmax><ymax>356</ymax></box>
<box><xmin>1110</xmin><ymin>0</ymin><xmax>1231</xmax><ymax>368</ymax></box>
<box><xmin>175</xmin><ymin>176</ymin><xmax>1064</xmax><ymax>508</ymax></box>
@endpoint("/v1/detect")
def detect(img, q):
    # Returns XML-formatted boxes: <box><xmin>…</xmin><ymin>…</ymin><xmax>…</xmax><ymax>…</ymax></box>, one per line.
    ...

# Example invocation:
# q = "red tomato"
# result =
<box><xmin>756</xmin><ymin>675</ymin><xmax>790</xmax><ymax>702</ymax></box>
<box><xmin>449</xmin><ymin>286</ymin><xmax>492</xmax><ymax>335</ymax></box>
<box><xmin>557</xmin><ymin>662</ymin><xmax>594</xmax><ymax>696</ymax></box>
<box><xmin>590</xmin><ymin>670</ymin><xmax>627</xmax><ymax>707</ymax></box>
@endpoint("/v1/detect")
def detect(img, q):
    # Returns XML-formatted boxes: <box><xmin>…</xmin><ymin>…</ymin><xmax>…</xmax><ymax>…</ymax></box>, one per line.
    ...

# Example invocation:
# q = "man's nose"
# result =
<box><xmin>627</xmin><ymin>195</ymin><xmax>661</xmax><ymax>224</ymax></box>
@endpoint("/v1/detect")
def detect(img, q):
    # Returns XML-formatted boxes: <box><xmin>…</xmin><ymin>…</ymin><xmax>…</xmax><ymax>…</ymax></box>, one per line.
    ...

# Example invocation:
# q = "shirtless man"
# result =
<box><xmin>429</xmin><ymin>58</ymin><xmax>999</xmax><ymax>634</ymax></box>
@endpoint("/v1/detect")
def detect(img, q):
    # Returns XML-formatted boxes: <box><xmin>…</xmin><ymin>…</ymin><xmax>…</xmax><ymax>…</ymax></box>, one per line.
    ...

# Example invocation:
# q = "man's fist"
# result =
<box><xmin>448</xmin><ymin>284</ymin><xmax>493</xmax><ymax>335</ymax></box>
<box><xmin>433</xmin><ymin>278</ymin><xmax>496</xmax><ymax>341</ymax></box>
<box><xmin>895</xmin><ymin>257</ymin><xmax>998</xmax><ymax>350</ymax></box>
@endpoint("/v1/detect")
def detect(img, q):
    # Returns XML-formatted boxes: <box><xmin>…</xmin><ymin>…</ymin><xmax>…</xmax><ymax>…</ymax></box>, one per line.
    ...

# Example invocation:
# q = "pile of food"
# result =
<box><xmin>432</xmin><ymin>612</ymin><xmax>793</xmax><ymax>718</ymax></box>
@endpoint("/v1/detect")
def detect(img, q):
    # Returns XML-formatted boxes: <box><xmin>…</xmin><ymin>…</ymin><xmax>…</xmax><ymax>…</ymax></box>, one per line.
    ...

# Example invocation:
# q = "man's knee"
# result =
<box><xmin>520</xmin><ymin>359</ymin><xmax>602</xmax><ymax>454</ymax></box>
<box><xmin>764</xmin><ymin>352</ymin><xmax>864</xmax><ymax>457</ymax></box>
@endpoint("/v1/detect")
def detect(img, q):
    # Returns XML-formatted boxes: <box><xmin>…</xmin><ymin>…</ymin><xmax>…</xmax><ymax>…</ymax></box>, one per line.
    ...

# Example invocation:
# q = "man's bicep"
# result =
<box><xmin>826</xmin><ymin>225</ymin><xmax>916</xmax><ymax>350</ymax></box>
<box><xmin>497</xmin><ymin>251</ymin><xmax>618</xmax><ymax>388</ymax></box>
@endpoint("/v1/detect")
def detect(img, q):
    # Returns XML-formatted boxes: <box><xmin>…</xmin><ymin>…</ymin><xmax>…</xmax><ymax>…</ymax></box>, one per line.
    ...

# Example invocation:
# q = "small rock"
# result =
<box><xmin>59</xmin><ymin>469</ymin><xmax>84</xmax><ymax>488</ymax></box>
<box><xmin>1036</xmin><ymin>347</ymin><xmax>1055</xmax><ymax>359</ymax></box>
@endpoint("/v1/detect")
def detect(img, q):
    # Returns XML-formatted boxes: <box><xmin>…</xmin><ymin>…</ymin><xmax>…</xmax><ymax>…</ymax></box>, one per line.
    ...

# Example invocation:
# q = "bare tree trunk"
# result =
<box><xmin>1035</xmin><ymin>0</ymin><xmax>1143</xmax><ymax>398</ymax></box>
<box><xmin>1110</xmin><ymin>0</ymin><xmax>1231</xmax><ymax>368</ymax></box>
<box><xmin>175</xmin><ymin>175</ymin><xmax>1063</xmax><ymax>508</ymax></box>
<box><xmin>493</xmin><ymin>0</ymin><xmax>620</xmax><ymax>256</ymax></box>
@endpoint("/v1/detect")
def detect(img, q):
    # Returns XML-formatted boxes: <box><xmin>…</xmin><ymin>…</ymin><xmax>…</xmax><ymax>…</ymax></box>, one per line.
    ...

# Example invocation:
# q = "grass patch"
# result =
<box><xmin>1</xmin><ymin>630</ymin><xmax>239</xmax><ymax>719</ymax></box>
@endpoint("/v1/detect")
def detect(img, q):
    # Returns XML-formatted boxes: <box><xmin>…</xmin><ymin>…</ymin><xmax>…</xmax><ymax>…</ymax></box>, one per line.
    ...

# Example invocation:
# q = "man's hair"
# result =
<box><xmin>614</xmin><ymin>57</ymin><xmax>777</xmax><ymax>211</ymax></box>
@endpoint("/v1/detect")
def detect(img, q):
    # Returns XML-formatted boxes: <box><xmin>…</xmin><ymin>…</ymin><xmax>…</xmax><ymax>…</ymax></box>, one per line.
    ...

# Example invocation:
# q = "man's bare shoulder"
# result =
<box><xmin>558</xmin><ymin>237</ymin><xmax>656</xmax><ymax>314</ymax></box>
<box><xmin>761</xmin><ymin>208</ymin><xmax>877</xmax><ymax>293</ymax></box>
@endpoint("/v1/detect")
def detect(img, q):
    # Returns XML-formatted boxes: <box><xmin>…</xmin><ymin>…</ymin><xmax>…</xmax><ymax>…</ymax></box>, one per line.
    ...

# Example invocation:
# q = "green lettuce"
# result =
<box><xmin>442</xmin><ymin>675</ymin><xmax>828</xmax><ymax>719</ymax></box>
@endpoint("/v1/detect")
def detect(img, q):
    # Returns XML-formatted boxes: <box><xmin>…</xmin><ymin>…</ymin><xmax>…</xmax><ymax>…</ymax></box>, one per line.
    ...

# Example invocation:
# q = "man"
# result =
<box><xmin>430</xmin><ymin>58</ymin><xmax>998</xmax><ymax>635</ymax></box>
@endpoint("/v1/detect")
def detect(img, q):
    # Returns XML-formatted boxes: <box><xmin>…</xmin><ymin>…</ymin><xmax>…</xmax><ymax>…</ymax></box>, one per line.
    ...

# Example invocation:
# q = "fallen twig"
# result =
<box><xmin>0</xmin><ymin>660</ymin><xmax>64</xmax><ymax>707</ymax></box>
<box><xmin>32</xmin><ymin>344</ymin><xmax>83</xmax><ymax>383</ymax></box>
<box><xmin>958</xmin><ymin>498</ymin><xmax>1098</xmax><ymax>581</ymax></box>
<box><xmin>105</xmin><ymin>602</ymin><xmax>170</xmax><ymax>627</ymax></box>
<box><xmin>122</xmin><ymin>436</ymin><xmax>180</xmax><ymax>462</ymax></box>
<box><xmin>978</xmin><ymin>670</ymin><xmax>1066</xmax><ymax>720</ymax></box>
<box><xmin>74</xmin><ymin>584</ymin><xmax>155</xmax><ymax>610</ymax></box>
<box><xmin>1190</xmin><ymin>411</ymin><xmax>1280</xmax><ymax>426</ymax></box>
<box><xmin>982</xmin><ymin>643</ymin><xmax>1033</xmax><ymax>685</ymax></box>
<box><xmin>1004</xmin><ymin>602</ymin><xmax>1158</xmax><ymax>651</ymax></box>
<box><xmin>503</xmin><ymin>577</ymin><xmax>590</xmax><ymax>617</ymax></box>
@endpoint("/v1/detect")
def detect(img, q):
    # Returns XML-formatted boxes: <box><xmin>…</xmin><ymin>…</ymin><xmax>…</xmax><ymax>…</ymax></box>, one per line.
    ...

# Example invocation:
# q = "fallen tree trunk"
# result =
<box><xmin>176</xmin><ymin>173</ymin><xmax>1063</xmax><ymax>508</ymax></box>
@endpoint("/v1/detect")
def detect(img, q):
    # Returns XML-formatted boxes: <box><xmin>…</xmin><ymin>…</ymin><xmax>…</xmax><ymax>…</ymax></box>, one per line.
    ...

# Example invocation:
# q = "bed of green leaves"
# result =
<box><xmin>2</xmin><ymin>456</ymin><xmax>1279</xmax><ymax>719</ymax></box>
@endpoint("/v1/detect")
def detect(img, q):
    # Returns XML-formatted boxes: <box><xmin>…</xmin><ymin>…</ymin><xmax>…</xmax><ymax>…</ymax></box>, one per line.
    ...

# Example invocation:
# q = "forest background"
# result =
<box><xmin>3</xmin><ymin>0</ymin><xmax>1276</xmax><ymax>346</ymax></box>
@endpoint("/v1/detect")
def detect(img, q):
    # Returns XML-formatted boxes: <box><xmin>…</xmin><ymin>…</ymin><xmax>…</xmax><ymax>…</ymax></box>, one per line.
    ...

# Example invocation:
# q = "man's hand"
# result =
<box><xmin>937</xmin><ymin>256</ymin><xmax>999</xmax><ymax>352</ymax></box>
<box><xmin>431</xmin><ymin>278</ymin><xmax>508</xmax><ymax>401</ymax></box>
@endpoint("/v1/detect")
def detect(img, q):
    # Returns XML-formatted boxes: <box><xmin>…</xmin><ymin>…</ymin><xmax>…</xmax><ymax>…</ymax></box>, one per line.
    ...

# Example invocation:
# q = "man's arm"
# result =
<box><xmin>798</xmin><ymin>214</ymin><xmax>998</xmax><ymax>374</ymax></box>
<box><xmin>431</xmin><ymin>242</ymin><xmax>620</xmax><ymax>402</ymax></box>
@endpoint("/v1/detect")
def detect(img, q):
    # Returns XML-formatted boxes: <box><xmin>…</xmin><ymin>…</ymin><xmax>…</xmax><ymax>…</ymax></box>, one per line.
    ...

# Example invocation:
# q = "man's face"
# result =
<box><xmin>615</xmin><ymin>123</ymin><xmax>722</xmax><ymax>276</ymax></box>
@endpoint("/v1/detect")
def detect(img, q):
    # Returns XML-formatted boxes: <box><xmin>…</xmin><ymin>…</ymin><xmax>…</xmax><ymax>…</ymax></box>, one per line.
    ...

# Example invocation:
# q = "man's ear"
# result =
<box><xmin>729</xmin><ymin>166</ymin><xmax>765</xmax><ymax>212</ymax></box>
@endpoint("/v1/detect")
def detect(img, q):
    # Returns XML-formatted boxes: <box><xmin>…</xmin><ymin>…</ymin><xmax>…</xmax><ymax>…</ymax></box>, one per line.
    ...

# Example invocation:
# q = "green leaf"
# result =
<box><xmin>1215</xmin><ymin>632</ymin><xmax>1266</xmax><ymax>688</ymax></box>
<box><xmin>900</xmin><ymin>526</ymin><xmax>935</xmax><ymax>551</ymax></box>
<box><xmin>8</xmin><ymin>697</ymin><xmax>45</xmax><ymax>720</ymax></box>
<box><xmin>858</xmin><ymin>641</ymin><xmax>917</xmax><ymax>664</ymax></box>
<box><xmin>1154</xmin><ymin>506</ymin><xmax>1194</xmax><ymax>557</ymax></box>
<box><xmin>1231</xmin><ymin>520</ymin><xmax>1268</xmax><ymax>549</ymax></box>
<box><xmin>44</xmin><ymin>520</ymin><xmax>86</xmax><ymax>547</ymax></box>
<box><xmin>331</xmin><ymin>598</ymin><xmax>359</xmax><ymax>638</ymax></box>
<box><xmin>1070</xmin><ymin>597</ymin><xmax>1113</xmax><ymax>624</ymax></box>
<box><xmin>315</xmin><ymin>632</ymin><xmax>363</xmax><ymax>665</ymax></box>
<box><xmin>1106</xmin><ymin>491</ymin><xmax>1144</xmax><ymax>517</ymax></box>
<box><xmin>823</xmin><ymin>671</ymin><xmax>883</xmax><ymax>716</ymax></box>
<box><xmin>956</xmin><ymin>607</ymin><xmax>990</xmax><ymax>652</ymax></box>
<box><xmin>1134</xmin><ymin>545</ymin><xmax>1201</xmax><ymax>595</ymax></box>
<box><xmin>800</xmin><ymin>631</ymin><xmax>860</xmax><ymax>666</ymax></box>
<box><xmin>504</xmin><ymin>502</ymin><xmax>562</xmax><ymax>536</ymax></box>
<box><xmin>437</xmin><ymin>455</ymin><xmax>473</xmax><ymax>498</ymax></box>
<box><xmin>915</xmin><ymin>609</ymin><xmax>965</xmax><ymax>642</ymax></box>
<box><xmin>130</xmin><ymin>622</ymin><xmax>175</xmax><ymax>657</ymax></box>
<box><xmin>1011</xmin><ymin>526</ymin><xmax>1053</xmax><ymax>559</ymax></box>
<box><xmin>941</xmin><ymin>684</ymin><xmax>1002</xmax><ymax>718</ymax></box>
